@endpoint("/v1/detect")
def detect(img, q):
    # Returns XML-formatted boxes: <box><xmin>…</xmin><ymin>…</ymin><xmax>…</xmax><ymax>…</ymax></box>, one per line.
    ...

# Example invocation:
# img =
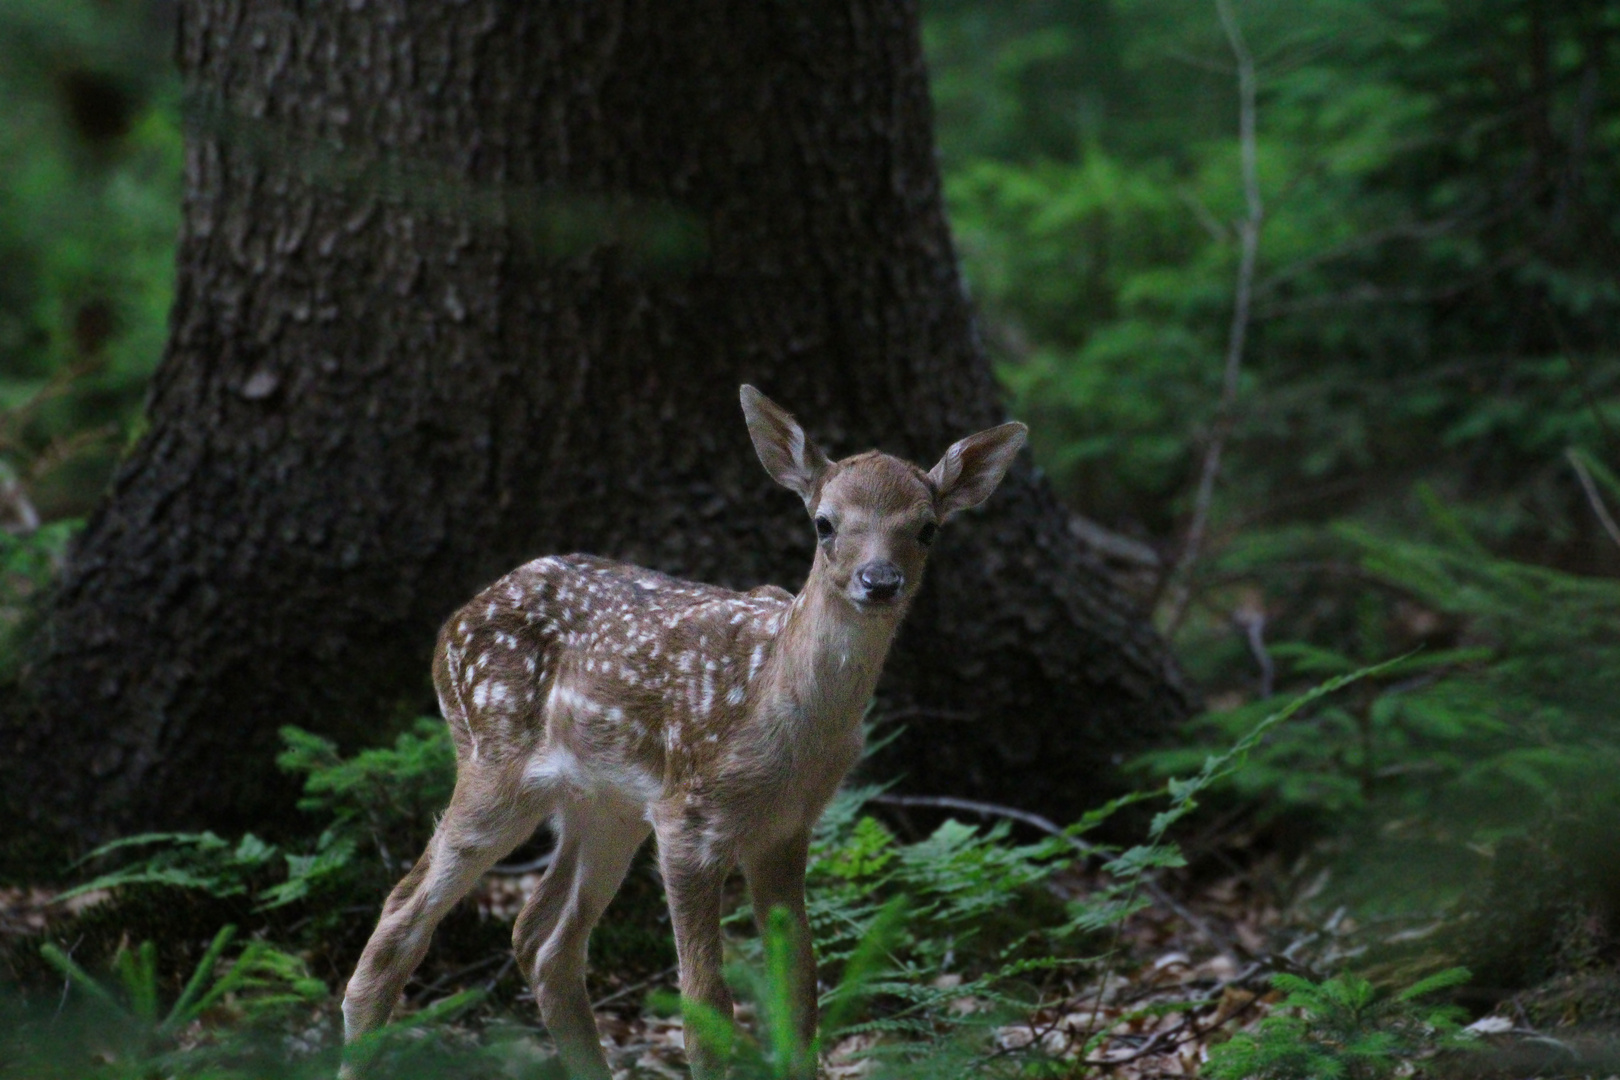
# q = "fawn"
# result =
<box><xmin>340</xmin><ymin>386</ymin><xmax>1026</xmax><ymax>1078</ymax></box>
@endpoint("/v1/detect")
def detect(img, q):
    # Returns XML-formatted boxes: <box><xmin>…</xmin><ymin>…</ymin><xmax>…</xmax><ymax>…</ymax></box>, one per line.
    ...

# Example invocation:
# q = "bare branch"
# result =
<box><xmin>0</xmin><ymin>466</ymin><xmax>40</xmax><ymax>535</ymax></box>
<box><xmin>591</xmin><ymin>964</ymin><xmax>679</xmax><ymax>1010</ymax></box>
<box><xmin>1069</xmin><ymin>513</ymin><xmax>1162</xmax><ymax>569</ymax></box>
<box><xmin>1233</xmin><ymin>607</ymin><xmax>1275</xmax><ymax>699</ymax></box>
<box><xmin>1567</xmin><ymin>449</ymin><xmax>1620</xmax><ymax>550</ymax></box>
<box><xmin>870</xmin><ymin>793</ymin><xmax>1096</xmax><ymax>854</ymax></box>
<box><xmin>1159</xmin><ymin>0</ymin><xmax>1264</xmax><ymax>635</ymax></box>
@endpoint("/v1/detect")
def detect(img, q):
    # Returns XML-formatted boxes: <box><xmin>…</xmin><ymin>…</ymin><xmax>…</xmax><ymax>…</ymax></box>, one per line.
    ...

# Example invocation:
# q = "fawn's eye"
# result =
<box><xmin>815</xmin><ymin>515</ymin><xmax>836</xmax><ymax>542</ymax></box>
<box><xmin>917</xmin><ymin>522</ymin><xmax>938</xmax><ymax>547</ymax></box>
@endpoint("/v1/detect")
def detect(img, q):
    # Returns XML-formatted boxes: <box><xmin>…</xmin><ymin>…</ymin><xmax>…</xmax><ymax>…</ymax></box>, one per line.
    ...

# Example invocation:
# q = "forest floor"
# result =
<box><xmin>8</xmin><ymin>846</ymin><xmax>1615</xmax><ymax>1079</ymax></box>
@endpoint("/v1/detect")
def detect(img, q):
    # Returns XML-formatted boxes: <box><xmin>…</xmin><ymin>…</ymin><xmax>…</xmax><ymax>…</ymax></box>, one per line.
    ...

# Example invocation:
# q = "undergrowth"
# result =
<box><xmin>3</xmin><ymin>663</ymin><xmax>1476</xmax><ymax>1079</ymax></box>
<box><xmin>1204</xmin><ymin>967</ymin><xmax>1474</xmax><ymax>1080</ymax></box>
<box><xmin>1143</xmin><ymin>489</ymin><xmax>1620</xmax><ymax>916</ymax></box>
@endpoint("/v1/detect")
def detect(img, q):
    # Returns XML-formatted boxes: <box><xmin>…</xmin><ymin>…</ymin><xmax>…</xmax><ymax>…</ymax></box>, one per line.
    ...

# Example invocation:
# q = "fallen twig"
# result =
<box><xmin>409</xmin><ymin>951</ymin><xmax>508</xmax><ymax>1001</ymax></box>
<box><xmin>592</xmin><ymin>964</ymin><xmax>679</xmax><ymax>1009</ymax></box>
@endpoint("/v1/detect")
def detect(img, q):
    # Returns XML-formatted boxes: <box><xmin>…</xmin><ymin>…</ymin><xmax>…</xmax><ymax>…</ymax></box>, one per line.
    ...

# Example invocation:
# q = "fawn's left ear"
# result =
<box><xmin>928</xmin><ymin>422</ymin><xmax>1028</xmax><ymax>522</ymax></box>
<box><xmin>740</xmin><ymin>385</ymin><xmax>831</xmax><ymax>504</ymax></box>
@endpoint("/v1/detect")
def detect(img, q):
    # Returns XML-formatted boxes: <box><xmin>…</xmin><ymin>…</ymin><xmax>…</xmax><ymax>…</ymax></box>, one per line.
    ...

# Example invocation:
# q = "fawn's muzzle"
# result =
<box><xmin>857</xmin><ymin>560</ymin><xmax>904</xmax><ymax>601</ymax></box>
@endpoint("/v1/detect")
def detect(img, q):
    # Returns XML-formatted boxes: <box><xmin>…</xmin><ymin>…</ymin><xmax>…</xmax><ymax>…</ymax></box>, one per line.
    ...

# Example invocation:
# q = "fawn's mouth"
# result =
<box><xmin>850</xmin><ymin>593</ymin><xmax>903</xmax><ymax>613</ymax></box>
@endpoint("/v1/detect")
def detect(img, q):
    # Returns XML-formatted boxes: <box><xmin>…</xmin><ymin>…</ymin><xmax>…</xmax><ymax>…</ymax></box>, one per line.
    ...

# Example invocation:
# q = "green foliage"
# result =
<box><xmin>1142</xmin><ymin>498</ymin><xmax>1620</xmax><ymax>904</ymax></box>
<box><xmin>60</xmin><ymin>831</ymin><xmax>283</xmax><ymax>904</ymax></box>
<box><xmin>1205</xmin><ymin>967</ymin><xmax>1473</xmax><ymax>1080</ymax></box>
<box><xmin>767</xmin><ymin>785</ymin><xmax>1084</xmax><ymax>1051</ymax></box>
<box><xmin>27</xmin><ymin>672</ymin><xmax>1406</xmax><ymax>1076</ymax></box>
<box><xmin>2</xmin><ymin>981</ymin><xmax>561</xmax><ymax>1080</ymax></box>
<box><xmin>38</xmin><ymin>925</ymin><xmax>324</xmax><ymax>1034</ymax></box>
<box><xmin>11</xmin><ymin>925</ymin><xmax>328</xmax><ymax>1077</ymax></box>
<box><xmin>0</xmin><ymin>0</ymin><xmax>181</xmax><ymax>519</ymax></box>
<box><xmin>933</xmin><ymin>0</ymin><xmax>1620</xmax><ymax>540</ymax></box>
<box><xmin>65</xmin><ymin>719</ymin><xmax>456</xmax><ymax>915</ymax></box>
<box><xmin>698</xmin><ymin>674</ymin><xmax>1388</xmax><ymax>1073</ymax></box>
<box><xmin>0</xmin><ymin>516</ymin><xmax>77</xmax><ymax>675</ymax></box>
<box><xmin>930</xmin><ymin>1</ymin><xmax>1620</xmax><ymax>936</ymax></box>
<box><xmin>275</xmin><ymin>718</ymin><xmax>457</xmax><ymax>886</ymax></box>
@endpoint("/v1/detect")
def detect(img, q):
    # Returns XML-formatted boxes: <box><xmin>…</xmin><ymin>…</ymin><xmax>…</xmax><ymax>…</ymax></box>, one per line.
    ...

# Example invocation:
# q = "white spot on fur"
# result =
<box><xmin>524</xmin><ymin>746</ymin><xmax>583</xmax><ymax>789</ymax></box>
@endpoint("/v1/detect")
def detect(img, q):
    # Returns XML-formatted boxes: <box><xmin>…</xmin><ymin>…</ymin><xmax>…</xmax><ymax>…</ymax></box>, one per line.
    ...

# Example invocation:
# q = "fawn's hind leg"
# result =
<box><xmin>341</xmin><ymin>767</ymin><xmax>545</xmax><ymax>1054</ymax></box>
<box><xmin>514</xmin><ymin>796</ymin><xmax>649</xmax><ymax>1080</ymax></box>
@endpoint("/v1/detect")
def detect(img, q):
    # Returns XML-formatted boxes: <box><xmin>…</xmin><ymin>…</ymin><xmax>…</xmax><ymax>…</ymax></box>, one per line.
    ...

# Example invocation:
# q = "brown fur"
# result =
<box><xmin>340</xmin><ymin>387</ymin><xmax>1026</xmax><ymax>1079</ymax></box>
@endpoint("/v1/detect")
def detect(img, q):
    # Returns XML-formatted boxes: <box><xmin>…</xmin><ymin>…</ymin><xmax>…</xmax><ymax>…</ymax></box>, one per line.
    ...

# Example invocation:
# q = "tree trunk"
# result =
<box><xmin>1</xmin><ymin>0</ymin><xmax>1194</xmax><ymax>865</ymax></box>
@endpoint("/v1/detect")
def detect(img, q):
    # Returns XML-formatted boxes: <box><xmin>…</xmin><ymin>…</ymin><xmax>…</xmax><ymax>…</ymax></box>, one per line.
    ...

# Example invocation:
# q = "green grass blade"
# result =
<box><xmin>38</xmin><ymin>941</ymin><xmax>124</xmax><ymax>1013</ymax></box>
<box><xmin>160</xmin><ymin>924</ymin><xmax>237</xmax><ymax>1033</ymax></box>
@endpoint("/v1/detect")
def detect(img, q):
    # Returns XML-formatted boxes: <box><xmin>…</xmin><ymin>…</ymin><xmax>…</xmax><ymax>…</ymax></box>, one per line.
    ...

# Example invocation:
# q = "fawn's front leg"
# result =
<box><xmin>657</xmin><ymin>828</ymin><xmax>734</xmax><ymax>1080</ymax></box>
<box><xmin>743</xmin><ymin>830</ymin><xmax>817</xmax><ymax>1069</ymax></box>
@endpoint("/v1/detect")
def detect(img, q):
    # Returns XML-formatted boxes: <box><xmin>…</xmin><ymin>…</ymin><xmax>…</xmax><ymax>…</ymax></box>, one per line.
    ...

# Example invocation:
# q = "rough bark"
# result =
<box><xmin>1</xmin><ymin>0</ymin><xmax>1194</xmax><ymax>864</ymax></box>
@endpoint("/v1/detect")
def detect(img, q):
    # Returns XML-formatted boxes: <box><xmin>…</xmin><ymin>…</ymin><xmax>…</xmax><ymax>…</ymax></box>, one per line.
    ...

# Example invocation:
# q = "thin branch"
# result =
<box><xmin>1159</xmin><ymin>0</ymin><xmax>1263</xmax><ymax>636</ymax></box>
<box><xmin>408</xmin><ymin>951</ymin><xmax>508</xmax><ymax>1002</ymax></box>
<box><xmin>1233</xmin><ymin>608</ymin><xmax>1275</xmax><ymax>699</ymax></box>
<box><xmin>1567</xmin><ymin>449</ymin><xmax>1620</xmax><ymax>550</ymax></box>
<box><xmin>0</xmin><ymin>360</ymin><xmax>102</xmax><ymax>454</ymax></box>
<box><xmin>1547</xmin><ymin>300</ymin><xmax>1620</xmax><ymax>462</ymax></box>
<box><xmin>0</xmin><ymin>466</ymin><xmax>40</xmax><ymax>535</ymax></box>
<box><xmin>869</xmin><ymin>794</ymin><xmax>1096</xmax><ymax>853</ymax></box>
<box><xmin>482</xmin><ymin>954</ymin><xmax>515</xmax><ymax>994</ymax></box>
<box><xmin>1069</xmin><ymin>514</ymin><xmax>1162</xmax><ymax>569</ymax></box>
<box><xmin>490</xmin><ymin>850</ymin><xmax>555</xmax><ymax>875</ymax></box>
<box><xmin>592</xmin><ymin>964</ymin><xmax>679</xmax><ymax>1009</ymax></box>
<box><xmin>870</xmin><ymin>705</ymin><xmax>977</xmax><ymax>726</ymax></box>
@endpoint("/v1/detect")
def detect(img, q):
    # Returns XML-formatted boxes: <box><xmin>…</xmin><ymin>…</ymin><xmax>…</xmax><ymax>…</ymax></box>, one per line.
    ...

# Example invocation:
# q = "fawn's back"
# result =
<box><xmin>436</xmin><ymin>555</ymin><xmax>800</xmax><ymax>802</ymax></box>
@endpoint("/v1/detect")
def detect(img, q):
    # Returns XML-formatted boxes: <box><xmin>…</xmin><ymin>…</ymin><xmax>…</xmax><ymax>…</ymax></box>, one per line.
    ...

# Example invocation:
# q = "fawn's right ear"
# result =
<box><xmin>740</xmin><ymin>385</ymin><xmax>830</xmax><ymax>503</ymax></box>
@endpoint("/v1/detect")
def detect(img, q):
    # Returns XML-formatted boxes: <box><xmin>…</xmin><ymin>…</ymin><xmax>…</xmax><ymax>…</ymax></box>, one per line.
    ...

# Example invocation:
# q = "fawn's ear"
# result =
<box><xmin>928</xmin><ymin>422</ymin><xmax>1028</xmax><ymax>522</ymax></box>
<box><xmin>740</xmin><ymin>385</ymin><xmax>830</xmax><ymax>503</ymax></box>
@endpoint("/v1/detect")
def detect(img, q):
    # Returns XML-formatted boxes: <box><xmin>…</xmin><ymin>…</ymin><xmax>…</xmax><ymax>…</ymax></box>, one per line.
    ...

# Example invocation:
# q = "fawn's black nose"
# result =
<box><xmin>857</xmin><ymin>560</ymin><xmax>903</xmax><ymax>601</ymax></box>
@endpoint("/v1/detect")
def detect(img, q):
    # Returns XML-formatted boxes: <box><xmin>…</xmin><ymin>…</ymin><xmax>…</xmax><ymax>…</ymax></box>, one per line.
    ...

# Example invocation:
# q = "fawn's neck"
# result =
<box><xmin>768</xmin><ymin>575</ymin><xmax>903</xmax><ymax>732</ymax></box>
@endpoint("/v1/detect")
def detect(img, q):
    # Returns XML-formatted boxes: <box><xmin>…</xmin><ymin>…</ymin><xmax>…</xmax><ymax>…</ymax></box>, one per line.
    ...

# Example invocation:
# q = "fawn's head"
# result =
<box><xmin>740</xmin><ymin>385</ymin><xmax>1027</xmax><ymax>615</ymax></box>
